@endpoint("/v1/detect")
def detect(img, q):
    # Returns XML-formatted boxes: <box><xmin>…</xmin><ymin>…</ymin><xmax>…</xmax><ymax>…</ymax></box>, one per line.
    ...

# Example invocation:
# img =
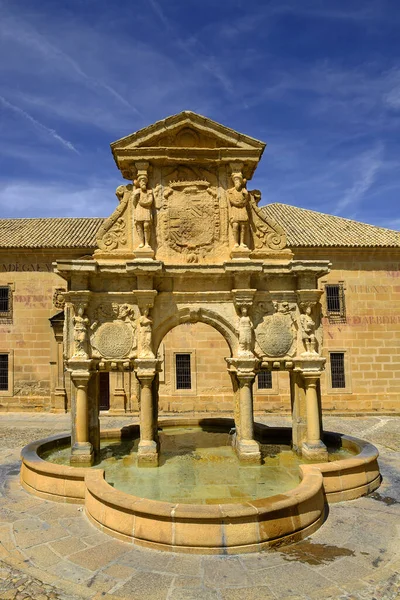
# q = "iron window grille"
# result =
<box><xmin>325</xmin><ymin>283</ymin><xmax>346</xmax><ymax>323</ymax></box>
<box><xmin>330</xmin><ymin>352</ymin><xmax>346</xmax><ymax>388</ymax></box>
<box><xmin>0</xmin><ymin>286</ymin><xmax>12</xmax><ymax>323</ymax></box>
<box><xmin>258</xmin><ymin>370</ymin><xmax>273</xmax><ymax>389</ymax></box>
<box><xmin>175</xmin><ymin>353</ymin><xmax>192</xmax><ymax>390</ymax></box>
<box><xmin>0</xmin><ymin>354</ymin><xmax>8</xmax><ymax>391</ymax></box>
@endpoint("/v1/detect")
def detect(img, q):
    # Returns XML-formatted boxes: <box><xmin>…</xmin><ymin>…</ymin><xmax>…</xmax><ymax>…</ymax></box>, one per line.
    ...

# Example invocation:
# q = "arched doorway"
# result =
<box><xmin>158</xmin><ymin>322</ymin><xmax>233</xmax><ymax>414</ymax></box>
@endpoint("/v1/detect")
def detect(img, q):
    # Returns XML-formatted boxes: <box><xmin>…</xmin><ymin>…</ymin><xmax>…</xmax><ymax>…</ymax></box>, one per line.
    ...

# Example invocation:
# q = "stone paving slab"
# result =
<box><xmin>0</xmin><ymin>414</ymin><xmax>399</xmax><ymax>599</ymax></box>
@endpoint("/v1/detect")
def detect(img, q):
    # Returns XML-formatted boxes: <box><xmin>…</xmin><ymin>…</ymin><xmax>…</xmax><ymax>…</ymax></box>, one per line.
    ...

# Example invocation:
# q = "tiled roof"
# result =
<box><xmin>0</xmin><ymin>217</ymin><xmax>104</xmax><ymax>248</ymax></box>
<box><xmin>262</xmin><ymin>203</ymin><xmax>400</xmax><ymax>248</ymax></box>
<box><xmin>0</xmin><ymin>204</ymin><xmax>398</xmax><ymax>249</ymax></box>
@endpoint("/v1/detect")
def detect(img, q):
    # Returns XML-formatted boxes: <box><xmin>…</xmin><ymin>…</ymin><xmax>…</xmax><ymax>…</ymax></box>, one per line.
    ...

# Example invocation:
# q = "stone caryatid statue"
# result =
<box><xmin>300</xmin><ymin>303</ymin><xmax>318</xmax><ymax>354</ymax></box>
<box><xmin>238</xmin><ymin>307</ymin><xmax>254</xmax><ymax>357</ymax></box>
<box><xmin>227</xmin><ymin>171</ymin><xmax>250</xmax><ymax>249</ymax></box>
<box><xmin>139</xmin><ymin>308</ymin><xmax>155</xmax><ymax>358</ymax></box>
<box><xmin>132</xmin><ymin>173</ymin><xmax>154</xmax><ymax>250</ymax></box>
<box><xmin>72</xmin><ymin>306</ymin><xmax>90</xmax><ymax>358</ymax></box>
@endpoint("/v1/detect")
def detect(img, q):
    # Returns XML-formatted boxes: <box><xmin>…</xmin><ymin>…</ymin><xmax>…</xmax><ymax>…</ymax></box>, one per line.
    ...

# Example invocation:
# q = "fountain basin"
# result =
<box><xmin>20</xmin><ymin>418</ymin><xmax>381</xmax><ymax>554</ymax></box>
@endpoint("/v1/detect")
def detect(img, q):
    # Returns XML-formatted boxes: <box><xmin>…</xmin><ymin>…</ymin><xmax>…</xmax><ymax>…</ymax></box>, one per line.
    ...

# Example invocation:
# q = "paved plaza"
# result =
<box><xmin>0</xmin><ymin>413</ymin><xmax>399</xmax><ymax>600</ymax></box>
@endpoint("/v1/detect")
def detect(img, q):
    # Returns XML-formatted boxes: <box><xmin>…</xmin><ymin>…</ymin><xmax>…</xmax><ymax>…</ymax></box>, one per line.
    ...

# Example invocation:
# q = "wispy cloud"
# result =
<box><xmin>0</xmin><ymin>95</ymin><xmax>79</xmax><ymax>153</ymax></box>
<box><xmin>335</xmin><ymin>145</ymin><xmax>383</xmax><ymax>213</ymax></box>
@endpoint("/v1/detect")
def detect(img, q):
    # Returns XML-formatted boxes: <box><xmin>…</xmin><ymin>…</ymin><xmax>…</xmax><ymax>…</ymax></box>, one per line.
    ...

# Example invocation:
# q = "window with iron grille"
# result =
<box><xmin>330</xmin><ymin>352</ymin><xmax>346</xmax><ymax>388</ymax></box>
<box><xmin>175</xmin><ymin>353</ymin><xmax>192</xmax><ymax>390</ymax></box>
<box><xmin>0</xmin><ymin>286</ymin><xmax>12</xmax><ymax>322</ymax></box>
<box><xmin>258</xmin><ymin>370</ymin><xmax>272</xmax><ymax>389</ymax></box>
<box><xmin>0</xmin><ymin>354</ymin><xmax>8</xmax><ymax>391</ymax></box>
<box><xmin>325</xmin><ymin>283</ymin><xmax>346</xmax><ymax>323</ymax></box>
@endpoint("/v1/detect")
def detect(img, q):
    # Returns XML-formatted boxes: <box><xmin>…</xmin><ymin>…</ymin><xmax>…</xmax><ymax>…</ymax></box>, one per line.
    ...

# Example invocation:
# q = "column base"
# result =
<box><xmin>137</xmin><ymin>440</ymin><xmax>159</xmax><ymax>467</ymax></box>
<box><xmin>70</xmin><ymin>442</ymin><xmax>94</xmax><ymax>466</ymax></box>
<box><xmin>302</xmin><ymin>441</ymin><xmax>328</xmax><ymax>462</ymax></box>
<box><xmin>235</xmin><ymin>438</ymin><xmax>262</xmax><ymax>464</ymax></box>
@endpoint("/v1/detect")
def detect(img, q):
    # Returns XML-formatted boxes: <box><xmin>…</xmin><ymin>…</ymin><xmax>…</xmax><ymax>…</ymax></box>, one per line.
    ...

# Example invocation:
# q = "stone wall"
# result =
<box><xmin>0</xmin><ymin>249</ymin><xmax>89</xmax><ymax>411</ymax></box>
<box><xmin>1</xmin><ymin>246</ymin><xmax>399</xmax><ymax>415</ymax></box>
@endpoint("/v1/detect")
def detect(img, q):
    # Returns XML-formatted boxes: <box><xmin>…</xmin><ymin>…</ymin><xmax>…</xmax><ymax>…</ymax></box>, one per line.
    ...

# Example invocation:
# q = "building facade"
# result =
<box><xmin>0</xmin><ymin>113</ymin><xmax>399</xmax><ymax>417</ymax></box>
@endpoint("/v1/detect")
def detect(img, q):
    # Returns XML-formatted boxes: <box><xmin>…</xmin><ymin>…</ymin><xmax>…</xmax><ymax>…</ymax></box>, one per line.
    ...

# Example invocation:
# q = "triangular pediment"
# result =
<box><xmin>111</xmin><ymin>111</ymin><xmax>265</xmax><ymax>152</ymax></box>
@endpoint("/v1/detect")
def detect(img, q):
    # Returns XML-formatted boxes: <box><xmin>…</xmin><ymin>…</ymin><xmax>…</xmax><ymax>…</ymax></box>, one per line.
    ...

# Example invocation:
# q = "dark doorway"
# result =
<box><xmin>99</xmin><ymin>372</ymin><xmax>110</xmax><ymax>411</ymax></box>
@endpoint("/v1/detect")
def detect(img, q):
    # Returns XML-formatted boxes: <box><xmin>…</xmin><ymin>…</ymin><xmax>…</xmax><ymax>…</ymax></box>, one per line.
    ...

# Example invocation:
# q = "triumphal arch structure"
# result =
<box><xmin>55</xmin><ymin>111</ymin><xmax>330</xmax><ymax>467</ymax></box>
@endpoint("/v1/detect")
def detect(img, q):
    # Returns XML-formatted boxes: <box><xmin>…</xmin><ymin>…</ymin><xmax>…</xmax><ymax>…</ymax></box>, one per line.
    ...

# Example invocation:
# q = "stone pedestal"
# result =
<box><xmin>70</xmin><ymin>367</ymin><xmax>94</xmax><ymax>466</ymax></box>
<box><xmin>230</xmin><ymin>246</ymin><xmax>251</xmax><ymax>260</ymax></box>
<box><xmin>301</xmin><ymin>372</ymin><xmax>328</xmax><ymax>462</ymax></box>
<box><xmin>133</xmin><ymin>247</ymin><xmax>155</xmax><ymax>261</ymax></box>
<box><xmin>135</xmin><ymin>358</ymin><xmax>159</xmax><ymax>467</ymax></box>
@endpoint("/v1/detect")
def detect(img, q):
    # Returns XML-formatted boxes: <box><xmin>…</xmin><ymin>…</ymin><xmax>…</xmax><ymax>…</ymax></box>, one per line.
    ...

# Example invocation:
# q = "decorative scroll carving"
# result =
<box><xmin>249</xmin><ymin>191</ymin><xmax>287</xmax><ymax>250</ymax></box>
<box><xmin>53</xmin><ymin>288</ymin><xmax>65</xmax><ymax>309</ymax></box>
<box><xmin>161</xmin><ymin>179</ymin><xmax>218</xmax><ymax>262</ymax></box>
<box><xmin>255</xmin><ymin>302</ymin><xmax>296</xmax><ymax>357</ymax></box>
<box><xmin>299</xmin><ymin>302</ymin><xmax>318</xmax><ymax>354</ymax></box>
<box><xmin>96</xmin><ymin>185</ymin><xmax>131</xmax><ymax>251</ymax></box>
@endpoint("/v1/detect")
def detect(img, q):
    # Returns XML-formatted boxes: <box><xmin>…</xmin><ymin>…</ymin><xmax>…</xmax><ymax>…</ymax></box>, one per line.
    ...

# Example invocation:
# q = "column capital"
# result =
<box><xmin>70</xmin><ymin>370</ymin><xmax>92</xmax><ymax>388</ymax></box>
<box><xmin>226</xmin><ymin>356</ymin><xmax>259</xmax><ymax>376</ymax></box>
<box><xmin>134</xmin><ymin>357</ymin><xmax>160</xmax><ymax>383</ymax></box>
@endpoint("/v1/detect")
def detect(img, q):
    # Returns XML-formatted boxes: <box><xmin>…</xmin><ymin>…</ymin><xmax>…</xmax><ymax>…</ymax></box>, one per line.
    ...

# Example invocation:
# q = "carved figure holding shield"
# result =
<box><xmin>132</xmin><ymin>174</ymin><xmax>154</xmax><ymax>249</ymax></box>
<box><xmin>227</xmin><ymin>172</ymin><xmax>250</xmax><ymax>248</ymax></box>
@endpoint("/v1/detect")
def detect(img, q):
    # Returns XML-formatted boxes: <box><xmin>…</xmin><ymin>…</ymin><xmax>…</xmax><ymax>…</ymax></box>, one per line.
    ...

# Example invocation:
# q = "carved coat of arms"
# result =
<box><xmin>163</xmin><ymin>181</ymin><xmax>219</xmax><ymax>262</ymax></box>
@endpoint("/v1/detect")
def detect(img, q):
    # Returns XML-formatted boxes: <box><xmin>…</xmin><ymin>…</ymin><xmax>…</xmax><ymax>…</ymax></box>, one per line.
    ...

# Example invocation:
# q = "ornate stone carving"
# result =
<box><xmin>72</xmin><ymin>305</ymin><xmax>90</xmax><ymax>358</ymax></box>
<box><xmin>227</xmin><ymin>169</ymin><xmax>250</xmax><ymax>249</ymax></box>
<box><xmin>238</xmin><ymin>307</ymin><xmax>253</xmax><ymax>357</ymax></box>
<box><xmin>299</xmin><ymin>302</ymin><xmax>318</xmax><ymax>354</ymax></box>
<box><xmin>53</xmin><ymin>288</ymin><xmax>65</xmax><ymax>309</ymax></box>
<box><xmin>255</xmin><ymin>302</ymin><xmax>296</xmax><ymax>358</ymax></box>
<box><xmin>133</xmin><ymin>164</ymin><xmax>154</xmax><ymax>250</ymax></box>
<box><xmin>92</xmin><ymin>321</ymin><xmax>133</xmax><ymax>359</ymax></box>
<box><xmin>96</xmin><ymin>185</ymin><xmax>130</xmax><ymax>251</ymax></box>
<box><xmin>161</xmin><ymin>180</ymin><xmax>218</xmax><ymax>262</ymax></box>
<box><xmin>138</xmin><ymin>308</ymin><xmax>155</xmax><ymax>359</ymax></box>
<box><xmin>249</xmin><ymin>191</ymin><xmax>287</xmax><ymax>251</ymax></box>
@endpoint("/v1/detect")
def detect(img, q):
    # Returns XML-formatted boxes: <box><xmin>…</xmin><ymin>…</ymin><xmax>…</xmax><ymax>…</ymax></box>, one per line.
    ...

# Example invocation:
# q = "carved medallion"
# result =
<box><xmin>163</xmin><ymin>180</ymin><xmax>219</xmax><ymax>261</ymax></box>
<box><xmin>256</xmin><ymin>314</ymin><xmax>294</xmax><ymax>357</ymax></box>
<box><xmin>53</xmin><ymin>288</ymin><xmax>65</xmax><ymax>309</ymax></box>
<box><xmin>92</xmin><ymin>322</ymin><xmax>133</xmax><ymax>359</ymax></box>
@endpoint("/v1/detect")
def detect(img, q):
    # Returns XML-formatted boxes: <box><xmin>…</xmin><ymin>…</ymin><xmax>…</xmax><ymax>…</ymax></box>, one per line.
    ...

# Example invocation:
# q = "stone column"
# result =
<box><xmin>135</xmin><ymin>358</ymin><xmax>159</xmax><ymax>467</ymax></box>
<box><xmin>301</xmin><ymin>372</ymin><xmax>328</xmax><ymax>462</ymax></box>
<box><xmin>227</xmin><ymin>357</ymin><xmax>261</xmax><ymax>464</ymax></box>
<box><xmin>70</xmin><ymin>370</ymin><xmax>93</xmax><ymax>466</ymax></box>
<box><xmin>290</xmin><ymin>370</ymin><xmax>307</xmax><ymax>453</ymax></box>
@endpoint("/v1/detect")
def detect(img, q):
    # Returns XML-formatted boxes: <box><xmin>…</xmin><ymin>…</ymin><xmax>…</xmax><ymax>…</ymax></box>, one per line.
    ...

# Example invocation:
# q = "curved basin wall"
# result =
<box><xmin>19</xmin><ymin>419</ymin><xmax>381</xmax><ymax>554</ymax></box>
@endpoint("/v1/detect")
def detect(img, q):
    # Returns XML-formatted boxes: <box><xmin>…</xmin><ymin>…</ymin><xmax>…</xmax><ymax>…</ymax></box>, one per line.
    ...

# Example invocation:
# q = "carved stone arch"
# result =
<box><xmin>153</xmin><ymin>306</ymin><xmax>238</xmax><ymax>357</ymax></box>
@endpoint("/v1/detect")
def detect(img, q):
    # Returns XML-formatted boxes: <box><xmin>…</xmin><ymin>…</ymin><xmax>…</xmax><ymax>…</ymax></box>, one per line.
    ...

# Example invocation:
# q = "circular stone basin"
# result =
<box><xmin>20</xmin><ymin>418</ymin><xmax>381</xmax><ymax>554</ymax></box>
<box><xmin>40</xmin><ymin>426</ymin><xmax>357</xmax><ymax>505</ymax></box>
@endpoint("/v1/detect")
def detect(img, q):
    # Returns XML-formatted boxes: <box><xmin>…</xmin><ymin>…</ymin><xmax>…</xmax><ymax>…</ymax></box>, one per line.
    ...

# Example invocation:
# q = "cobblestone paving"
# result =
<box><xmin>0</xmin><ymin>413</ymin><xmax>399</xmax><ymax>600</ymax></box>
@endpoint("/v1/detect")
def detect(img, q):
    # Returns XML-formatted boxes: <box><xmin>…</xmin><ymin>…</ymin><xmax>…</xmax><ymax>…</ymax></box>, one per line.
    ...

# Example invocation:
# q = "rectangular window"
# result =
<box><xmin>0</xmin><ymin>286</ymin><xmax>12</xmax><ymax>323</ymax></box>
<box><xmin>175</xmin><ymin>353</ymin><xmax>192</xmax><ymax>390</ymax></box>
<box><xmin>258</xmin><ymin>370</ymin><xmax>272</xmax><ymax>389</ymax></box>
<box><xmin>330</xmin><ymin>352</ymin><xmax>346</xmax><ymax>388</ymax></box>
<box><xmin>0</xmin><ymin>287</ymin><xmax>9</xmax><ymax>312</ymax></box>
<box><xmin>325</xmin><ymin>283</ymin><xmax>346</xmax><ymax>323</ymax></box>
<box><xmin>0</xmin><ymin>354</ymin><xmax>8</xmax><ymax>391</ymax></box>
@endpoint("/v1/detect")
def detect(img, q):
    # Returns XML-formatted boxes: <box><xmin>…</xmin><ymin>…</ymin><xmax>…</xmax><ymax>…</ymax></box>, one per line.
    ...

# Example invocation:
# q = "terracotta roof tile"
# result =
<box><xmin>262</xmin><ymin>203</ymin><xmax>400</xmax><ymax>248</ymax></box>
<box><xmin>0</xmin><ymin>205</ymin><xmax>398</xmax><ymax>249</ymax></box>
<box><xmin>0</xmin><ymin>217</ymin><xmax>104</xmax><ymax>249</ymax></box>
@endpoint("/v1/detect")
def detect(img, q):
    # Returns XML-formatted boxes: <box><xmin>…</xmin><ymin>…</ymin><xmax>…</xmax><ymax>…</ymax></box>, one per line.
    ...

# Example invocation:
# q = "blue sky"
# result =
<box><xmin>0</xmin><ymin>0</ymin><xmax>399</xmax><ymax>229</ymax></box>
